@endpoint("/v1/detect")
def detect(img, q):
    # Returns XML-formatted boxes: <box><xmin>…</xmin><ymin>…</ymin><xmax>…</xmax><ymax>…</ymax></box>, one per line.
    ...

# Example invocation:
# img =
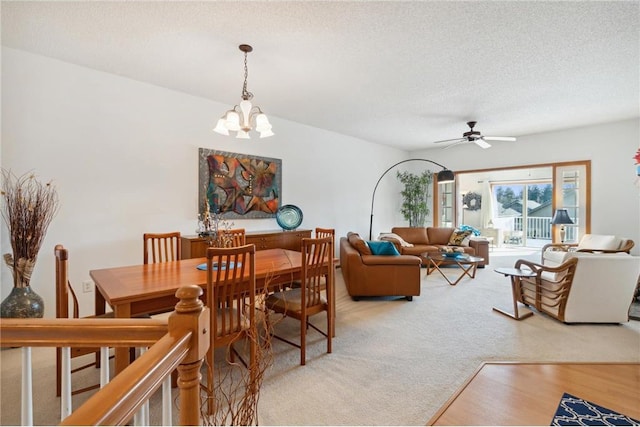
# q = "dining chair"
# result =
<box><xmin>315</xmin><ymin>227</ymin><xmax>335</xmax><ymax>245</ymax></box>
<box><xmin>204</xmin><ymin>244</ymin><xmax>257</xmax><ymax>414</ymax></box>
<box><xmin>143</xmin><ymin>231</ymin><xmax>181</xmax><ymax>264</ymax></box>
<box><xmin>226</xmin><ymin>228</ymin><xmax>247</xmax><ymax>247</ymax></box>
<box><xmin>266</xmin><ymin>236</ymin><xmax>334</xmax><ymax>365</ymax></box>
<box><xmin>55</xmin><ymin>244</ymin><xmax>113</xmax><ymax>397</ymax></box>
<box><xmin>291</xmin><ymin>227</ymin><xmax>334</xmax><ymax>285</ymax></box>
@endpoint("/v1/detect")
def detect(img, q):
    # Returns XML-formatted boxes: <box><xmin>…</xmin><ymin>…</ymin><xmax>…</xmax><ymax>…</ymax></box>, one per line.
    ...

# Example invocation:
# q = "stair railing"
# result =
<box><xmin>0</xmin><ymin>285</ymin><xmax>209</xmax><ymax>426</ymax></box>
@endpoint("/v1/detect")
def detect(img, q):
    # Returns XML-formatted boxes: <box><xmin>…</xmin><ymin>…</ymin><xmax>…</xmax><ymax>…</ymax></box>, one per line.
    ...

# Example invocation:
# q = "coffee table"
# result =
<box><xmin>493</xmin><ymin>267</ymin><xmax>536</xmax><ymax>320</ymax></box>
<box><xmin>424</xmin><ymin>253</ymin><xmax>484</xmax><ymax>286</ymax></box>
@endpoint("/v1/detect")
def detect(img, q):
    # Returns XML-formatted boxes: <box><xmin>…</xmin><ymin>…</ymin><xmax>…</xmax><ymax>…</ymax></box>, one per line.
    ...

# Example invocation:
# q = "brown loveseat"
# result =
<box><xmin>383</xmin><ymin>227</ymin><xmax>489</xmax><ymax>267</ymax></box>
<box><xmin>339</xmin><ymin>232</ymin><xmax>422</xmax><ymax>301</ymax></box>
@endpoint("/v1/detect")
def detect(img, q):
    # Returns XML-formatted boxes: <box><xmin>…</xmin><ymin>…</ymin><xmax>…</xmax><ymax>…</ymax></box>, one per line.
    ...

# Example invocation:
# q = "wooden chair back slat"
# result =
<box><xmin>226</xmin><ymin>228</ymin><xmax>247</xmax><ymax>247</ymax></box>
<box><xmin>514</xmin><ymin>257</ymin><xmax>579</xmax><ymax>322</ymax></box>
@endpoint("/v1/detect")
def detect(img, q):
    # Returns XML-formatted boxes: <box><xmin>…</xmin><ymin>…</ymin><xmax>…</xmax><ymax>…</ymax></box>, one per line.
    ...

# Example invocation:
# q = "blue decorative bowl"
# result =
<box><xmin>442</xmin><ymin>252</ymin><xmax>463</xmax><ymax>258</ymax></box>
<box><xmin>276</xmin><ymin>204</ymin><xmax>303</xmax><ymax>230</ymax></box>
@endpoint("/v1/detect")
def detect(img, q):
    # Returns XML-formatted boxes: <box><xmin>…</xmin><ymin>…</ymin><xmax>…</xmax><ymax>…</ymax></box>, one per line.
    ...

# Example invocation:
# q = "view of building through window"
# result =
<box><xmin>493</xmin><ymin>181</ymin><xmax>553</xmax><ymax>244</ymax></box>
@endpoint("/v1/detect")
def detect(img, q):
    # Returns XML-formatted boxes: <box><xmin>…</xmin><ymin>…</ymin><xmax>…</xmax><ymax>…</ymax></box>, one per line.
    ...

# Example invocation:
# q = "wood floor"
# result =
<box><xmin>428</xmin><ymin>362</ymin><xmax>640</xmax><ymax>426</ymax></box>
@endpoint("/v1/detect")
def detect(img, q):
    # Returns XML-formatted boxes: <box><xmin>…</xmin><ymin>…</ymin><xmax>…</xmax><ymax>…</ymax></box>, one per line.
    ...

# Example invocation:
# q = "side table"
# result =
<box><xmin>493</xmin><ymin>267</ymin><xmax>536</xmax><ymax>320</ymax></box>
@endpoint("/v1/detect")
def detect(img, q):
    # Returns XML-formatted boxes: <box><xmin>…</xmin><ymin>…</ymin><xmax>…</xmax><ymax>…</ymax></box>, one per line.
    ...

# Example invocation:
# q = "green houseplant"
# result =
<box><xmin>397</xmin><ymin>170</ymin><xmax>433</xmax><ymax>227</ymax></box>
<box><xmin>1</xmin><ymin>169</ymin><xmax>59</xmax><ymax>318</ymax></box>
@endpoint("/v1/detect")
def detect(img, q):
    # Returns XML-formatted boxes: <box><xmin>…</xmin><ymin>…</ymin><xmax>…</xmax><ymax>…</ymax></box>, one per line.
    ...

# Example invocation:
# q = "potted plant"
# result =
<box><xmin>1</xmin><ymin>169</ymin><xmax>59</xmax><ymax>318</ymax></box>
<box><xmin>397</xmin><ymin>170</ymin><xmax>433</xmax><ymax>227</ymax></box>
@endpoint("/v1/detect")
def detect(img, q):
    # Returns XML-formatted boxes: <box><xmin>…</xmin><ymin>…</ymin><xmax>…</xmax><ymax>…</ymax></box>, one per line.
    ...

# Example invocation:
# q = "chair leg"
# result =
<box><xmin>205</xmin><ymin>348</ymin><xmax>214</xmax><ymax>415</ymax></box>
<box><xmin>300</xmin><ymin>317</ymin><xmax>307</xmax><ymax>366</ymax></box>
<box><xmin>56</xmin><ymin>347</ymin><xmax>62</xmax><ymax>397</ymax></box>
<box><xmin>327</xmin><ymin>312</ymin><xmax>332</xmax><ymax>354</ymax></box>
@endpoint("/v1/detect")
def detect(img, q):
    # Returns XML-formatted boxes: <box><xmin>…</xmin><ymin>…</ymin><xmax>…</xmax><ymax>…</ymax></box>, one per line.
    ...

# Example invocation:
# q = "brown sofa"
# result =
<box><xmin>383</xmin><ymin>227</ymin><xmax>489</xmax><ymax>267</ymax></box>
<box><xmin>339</xmin><ymin>232</ymin><xmax>422</xmax><ymax>301</ymax></box>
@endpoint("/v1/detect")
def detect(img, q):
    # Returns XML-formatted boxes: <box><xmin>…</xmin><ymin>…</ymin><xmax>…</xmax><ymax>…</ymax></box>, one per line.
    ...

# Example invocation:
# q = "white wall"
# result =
<box><xmin>411</xmin><ymin>118</ymin><xmax>640</xmax><ymax>254</ymax></box>
<box><xmin>1</xmin><ymin>48</ymin><xmax>407</xmax><ymax>317</ymax></box>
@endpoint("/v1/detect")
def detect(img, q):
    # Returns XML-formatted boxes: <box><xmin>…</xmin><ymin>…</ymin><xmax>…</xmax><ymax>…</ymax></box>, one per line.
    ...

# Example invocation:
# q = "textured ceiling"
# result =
<box><xmin>2</xmin><ymin>1</ymin><xmax>639</xmax><ymax>150</ymax></box>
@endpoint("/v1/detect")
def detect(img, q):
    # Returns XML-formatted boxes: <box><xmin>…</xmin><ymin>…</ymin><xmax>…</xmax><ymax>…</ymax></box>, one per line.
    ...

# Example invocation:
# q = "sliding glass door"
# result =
<box><xmin>433</xmin><ymin>160</ymin><xmax>590</xmax><ymax>247</ymax></box>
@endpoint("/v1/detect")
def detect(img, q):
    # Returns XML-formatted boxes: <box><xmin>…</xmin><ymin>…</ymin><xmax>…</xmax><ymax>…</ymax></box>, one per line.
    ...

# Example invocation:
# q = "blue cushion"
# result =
<box><xmin>366</xmin><ymin>240</ymin><xmax>400</xmax><ymax>256</ymax></box>
<box><xmin>459</xmin><ymin>224</ymin><xmax>481</xmax><ymax>236</ymax></box>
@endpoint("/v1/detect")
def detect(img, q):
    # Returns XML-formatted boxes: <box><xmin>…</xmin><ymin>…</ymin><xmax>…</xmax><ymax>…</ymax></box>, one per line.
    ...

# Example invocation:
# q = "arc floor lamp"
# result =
<box><xmin>369</xmin><ymin>158</ymin><xmax>455</xmax><ymax>240</ymax></box>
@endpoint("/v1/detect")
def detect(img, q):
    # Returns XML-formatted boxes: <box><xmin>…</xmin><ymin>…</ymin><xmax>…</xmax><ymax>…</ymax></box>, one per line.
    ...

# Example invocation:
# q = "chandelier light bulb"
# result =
<box><xmin>225</xmin><ymin>111</ymin><xmax>241</xmax><ymax>131</ymax></box>
<box><xmin>213</xmin><ymin>118</ymin><xmax>229</xmax><ymax>135</ymax></box>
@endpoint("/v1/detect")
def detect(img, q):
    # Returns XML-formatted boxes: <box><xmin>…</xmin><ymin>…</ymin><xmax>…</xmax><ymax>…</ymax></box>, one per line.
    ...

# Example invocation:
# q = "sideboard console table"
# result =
<box><xmin>181</xmin><ymin>229</ymin><xmax>312</xmax><ymax>258</ymax></box>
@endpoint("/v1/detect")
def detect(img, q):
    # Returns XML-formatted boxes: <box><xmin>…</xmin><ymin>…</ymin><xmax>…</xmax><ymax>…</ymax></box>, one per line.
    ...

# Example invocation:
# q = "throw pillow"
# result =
<box><xmin>366</xmin><ymin>240</ymin><xmax>401</xmax><ymax>256</ymax></box>
<box><xmin>448</xmin><ymin>229</ymin><xmax>472</xmax><ymax>246</ymax></box>
<box><xmin>347</xmin><ymin>232</ymin><xmax>372</xmax><ymax>255</ymax></box>
<box><xmin>378</xmin><ymin>232</ymin><xmax>414</xmax><ymax>247</ymax></box>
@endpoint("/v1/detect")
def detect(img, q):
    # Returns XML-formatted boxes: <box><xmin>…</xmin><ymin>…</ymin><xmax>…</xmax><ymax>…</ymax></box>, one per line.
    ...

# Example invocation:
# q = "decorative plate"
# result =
<box><xmin>196</xmin><ymin>262</ymin><xmax>240</xmax><ymax>271</ymax></box>
<box><xmin>276</xmin><ymin>204</ymin><xmax>303</xmax><ymax>230</ymax></box>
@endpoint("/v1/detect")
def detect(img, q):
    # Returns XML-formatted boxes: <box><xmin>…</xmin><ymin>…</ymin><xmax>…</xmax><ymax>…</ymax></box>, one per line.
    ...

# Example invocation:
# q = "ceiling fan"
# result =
<box><xmin>433</xmin><ymin>121</ymin><xmax>517</xmax><ymax>149</ymax></box>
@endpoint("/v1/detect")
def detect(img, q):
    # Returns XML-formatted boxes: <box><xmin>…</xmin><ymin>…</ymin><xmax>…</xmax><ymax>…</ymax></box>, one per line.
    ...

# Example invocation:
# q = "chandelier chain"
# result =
<box><xmin>242</xmin><ymin>51</ymin><xmax>253</xmax><ymax>101</ymax></box>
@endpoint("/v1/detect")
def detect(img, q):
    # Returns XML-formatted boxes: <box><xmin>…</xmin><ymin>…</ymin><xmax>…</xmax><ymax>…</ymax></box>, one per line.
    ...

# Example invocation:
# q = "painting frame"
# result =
<box><xmin>198</xmin><ymin>148</ymin><xmax>282</xmax><ymax>219</ymax></box>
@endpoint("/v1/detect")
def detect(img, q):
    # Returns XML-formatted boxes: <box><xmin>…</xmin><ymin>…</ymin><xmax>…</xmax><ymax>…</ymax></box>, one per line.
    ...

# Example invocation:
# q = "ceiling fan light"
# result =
<box><xmin>213</xmin><ymin>118</ymin><xmax>229</xmax><ymax>135</ymax></box>
<box><xmin>475</xmin><ymin>138</ymin><xmax>491</xmax><ymax>149</ymax></box>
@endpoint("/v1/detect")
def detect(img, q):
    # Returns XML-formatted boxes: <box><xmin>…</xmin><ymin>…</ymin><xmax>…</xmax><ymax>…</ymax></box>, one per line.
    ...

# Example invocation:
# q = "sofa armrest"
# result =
<box><xmin>361</xmin><ymin>254</ymin><xmax>422</xmax><ymax>266</ymax></box>
<box><xmin>468</xmin><ymin>238</ymin><xmax>489</xmax><ymax>267</ymax></box>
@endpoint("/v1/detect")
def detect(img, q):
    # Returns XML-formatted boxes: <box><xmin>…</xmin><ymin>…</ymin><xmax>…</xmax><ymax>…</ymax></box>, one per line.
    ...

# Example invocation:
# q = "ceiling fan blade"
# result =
<box><xmin>433</xmin><ymin>137</ymin><xmax>465</xmax><ymax>144</ymax></box>
<box><xmin>482</xmin><ymin>136</ymin><xmax>517</xmax><ymax>141</ymax></box>
<box><xmin>442</xmin><ymin>140</ymin><xmax>469</xmax><ymax>150</ymax></box>
<box><xmin>474</xmin><ymin>138</ymin><xmax>492</xmax><ymax>149</ymax></box>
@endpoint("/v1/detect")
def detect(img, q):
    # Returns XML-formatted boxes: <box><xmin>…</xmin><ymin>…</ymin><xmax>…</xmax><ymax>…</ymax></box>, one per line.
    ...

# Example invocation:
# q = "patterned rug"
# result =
<box><xmin>551</xmin><ymin>392</ymin><xmax>639</xmax><ymax>426</ymax></box>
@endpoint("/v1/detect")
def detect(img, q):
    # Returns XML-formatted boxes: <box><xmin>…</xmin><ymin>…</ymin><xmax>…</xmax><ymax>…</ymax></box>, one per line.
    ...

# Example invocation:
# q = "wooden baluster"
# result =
<box><xmin>170</xmin><ymin>285</ymin><xmax>210</xmax><ymax>426</ymax></box>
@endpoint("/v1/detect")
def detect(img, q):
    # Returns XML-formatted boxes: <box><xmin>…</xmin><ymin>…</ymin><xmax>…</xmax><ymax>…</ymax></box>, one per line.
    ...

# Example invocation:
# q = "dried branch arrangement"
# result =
<box><xmin>201</xmin><ymin>277</ymin><xmax>280</xmax><ymax>426</ymax></box>
<box><xmin>1</xmin><ymin>169</ymin><xmax>59</xmax><ymax>287</ymax></box>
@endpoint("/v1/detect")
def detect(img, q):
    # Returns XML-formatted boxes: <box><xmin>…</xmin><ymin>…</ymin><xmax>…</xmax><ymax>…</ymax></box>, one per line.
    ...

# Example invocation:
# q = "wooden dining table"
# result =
<box><xmin>90</xmin><ymin>248</ymin><xmax>334</xmax><ymax>373</ymax></box>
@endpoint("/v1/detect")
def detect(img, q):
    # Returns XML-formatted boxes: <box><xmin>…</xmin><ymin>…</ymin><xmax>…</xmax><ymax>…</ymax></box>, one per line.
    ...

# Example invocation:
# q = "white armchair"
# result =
<box><xmin>542</xmin><ymin>234</ymin><xmax>634</xmax><ymax>263</ymax></box>
<box><xmin>541</xmin><ymin>251</ymin><xmax>640</xmax><ymax>323</ymax></box>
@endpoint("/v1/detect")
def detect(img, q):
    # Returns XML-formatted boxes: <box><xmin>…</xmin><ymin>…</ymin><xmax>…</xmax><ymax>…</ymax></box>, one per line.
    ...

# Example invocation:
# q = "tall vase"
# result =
<box><xmin>0</xmin><ymin>285</ymin><xmax>44</xmax><ymax>318</ymax></box>
<box><xmin>1</xmin><ymin>254</ymin><xmax>44</xmax><ymax>318</ymax></box>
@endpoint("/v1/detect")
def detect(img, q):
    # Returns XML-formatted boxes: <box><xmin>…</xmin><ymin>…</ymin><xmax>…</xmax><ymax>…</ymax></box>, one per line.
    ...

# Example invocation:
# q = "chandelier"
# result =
<box><xmin>213</xmin><ymin>44</ymin><xmax>274</xmax><ymax>139</ymax></box>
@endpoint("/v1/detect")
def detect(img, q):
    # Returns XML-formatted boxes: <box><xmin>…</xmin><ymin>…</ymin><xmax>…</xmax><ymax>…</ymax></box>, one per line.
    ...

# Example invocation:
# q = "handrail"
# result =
<box><xmin>0</xmin><ymin>318</ymin><xmax>168</xmax><ymax>347</ymax></box>
<box><xmin>0</xmin><ymin>285</ymin><xmax>209</xmax><ymax>426</ymax></box>
<box><xmin>61</xmin><ymin>332</ymin><xmax>192</xmax><ymax>425</ymax></box>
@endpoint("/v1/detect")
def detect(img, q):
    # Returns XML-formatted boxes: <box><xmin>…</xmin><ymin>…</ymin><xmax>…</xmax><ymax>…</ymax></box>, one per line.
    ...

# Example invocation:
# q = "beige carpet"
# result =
<box><xmin>2</xmin><ymin>248</ymin><xmax>639</xmax><ymax>425</ymax></box>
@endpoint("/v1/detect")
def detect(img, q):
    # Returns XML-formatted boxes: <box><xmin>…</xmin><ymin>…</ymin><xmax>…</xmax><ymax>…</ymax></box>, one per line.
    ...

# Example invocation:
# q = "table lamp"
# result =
<box><xmin>551</xmin><ymin>208</ymin><xmax>573</xmax><ymax>243</ymax></box>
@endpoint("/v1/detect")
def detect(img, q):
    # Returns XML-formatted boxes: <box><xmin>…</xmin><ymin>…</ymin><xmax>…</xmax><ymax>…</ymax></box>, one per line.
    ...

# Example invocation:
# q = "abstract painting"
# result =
<box><xmin>198</xmin><ymin>148</ymin><xmax>281</xmax><ymax>219</ymax></box>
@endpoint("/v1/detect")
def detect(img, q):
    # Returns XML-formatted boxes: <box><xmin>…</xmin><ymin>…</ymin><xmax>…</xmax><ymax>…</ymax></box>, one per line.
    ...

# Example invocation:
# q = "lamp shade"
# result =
<box><xmin>437</xmin><ymin>169</ymin><xmax>455</xmax><ymax>183</ymax></box>
<box><xmin>551</xmin><ymin>208</ymin><xmax>574</xmax><ymax>225</ymax></box>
